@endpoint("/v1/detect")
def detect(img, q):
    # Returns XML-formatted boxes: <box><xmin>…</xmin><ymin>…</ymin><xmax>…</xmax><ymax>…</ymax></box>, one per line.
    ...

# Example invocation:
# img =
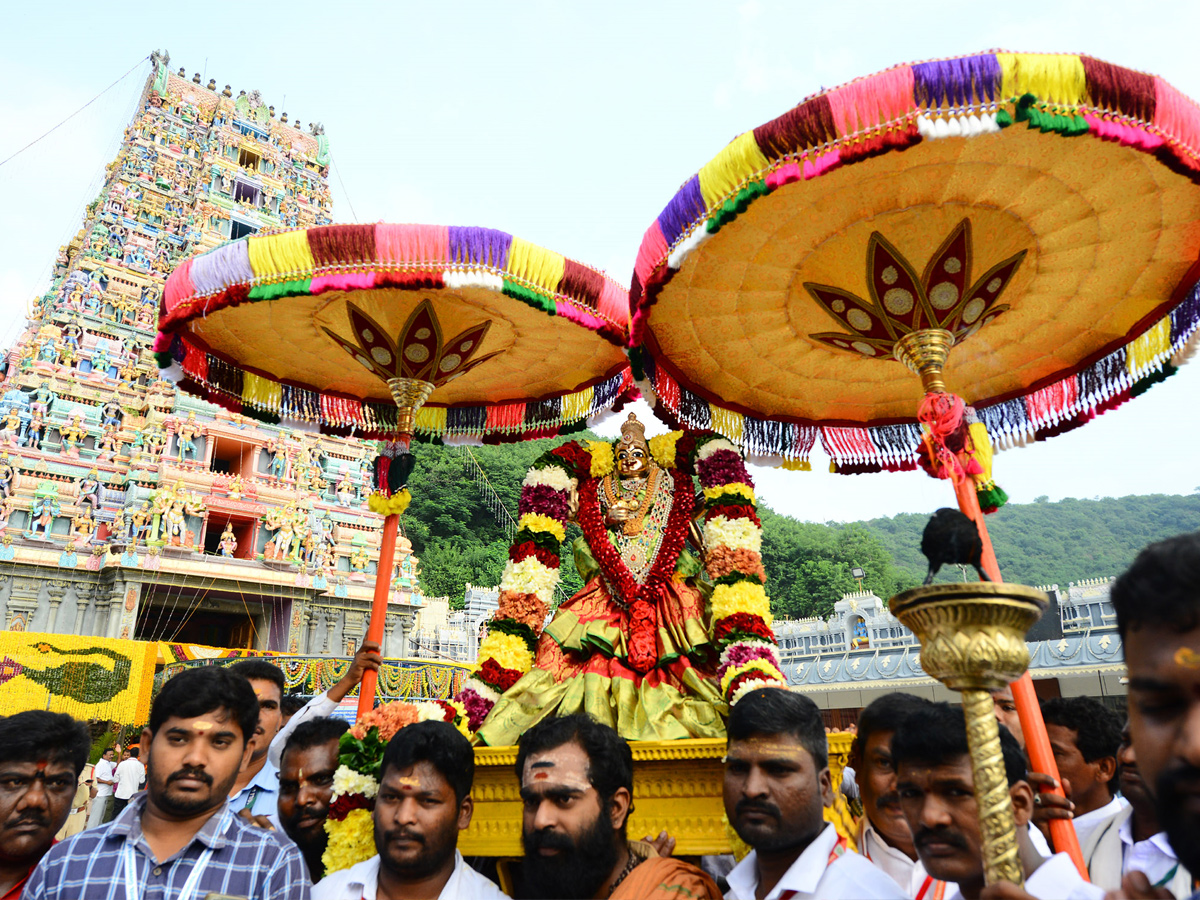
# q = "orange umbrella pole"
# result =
<box><xmin>357</xmin><ymin>512</ymin><xmax>400</xmax><ymax>720</ymax></box>
<box><xmin>952</xmin><ymin>477</ymin><xmax>1087</xmax><ymax>878</ymax></box>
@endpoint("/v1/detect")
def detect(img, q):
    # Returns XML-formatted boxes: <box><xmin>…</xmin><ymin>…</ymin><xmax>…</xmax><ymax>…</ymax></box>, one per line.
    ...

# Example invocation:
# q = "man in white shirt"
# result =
<box><xmin>722</xmin><ymin>688</ymin><xmax>905</xmax><ymax>900</ymax></box>
<box><xmin>312</xmin><ymin>719</ymin><xmax>507</xmax><ymax>899</ymax></box>
<box><xmin>1080</xmin><ymin>719</ymin><xmax>1191</xmax><ymax>895</ymax></box>
<box><xmin>1039</xmin><ymin>697</ymin><xmax>1126</xmax><ymax>848</ymax></box>
<box><xmin>892</xmin><ymin>702</ymin><xmax>1102</xmax><ymax>900</ymax></box>
<box><xmin>111</xmin><ymin>746</ymin><xmax>144</xmax><ymax>817</ymax></box>
<box><xmin>851</xmin><ymin>692</ymin><xmax>942</xmax><ymax>897</ymax></box>
<box><xmin>85</xmin><ymin>746</ymin><xmax>117</xmax><ymax>829</ymax></box>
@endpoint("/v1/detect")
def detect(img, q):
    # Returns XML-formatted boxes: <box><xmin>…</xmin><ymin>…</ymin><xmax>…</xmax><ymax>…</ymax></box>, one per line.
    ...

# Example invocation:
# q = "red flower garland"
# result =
<box><xmin>575</xmin><ymin>468</ymin><xmax>694</xmax><ymax>674</ymax></box>
<box><xmin>508</xmin><ymin>541</ymin><xmax>561</xmax><ymax>570</ymax></box>
<box><xmin>712</xmin><ymin>612</ymin><xmax>775</xmax><ymax>644</ymax></box>
<box><xmin>477</xmin><ymin>658</ymin><xmax>524</xmax><ymax>693</ymax></box>
<box><xmin>329</xmin><ymin>792</ymin><xmax>373</xmax><ymax>821</ymax></box>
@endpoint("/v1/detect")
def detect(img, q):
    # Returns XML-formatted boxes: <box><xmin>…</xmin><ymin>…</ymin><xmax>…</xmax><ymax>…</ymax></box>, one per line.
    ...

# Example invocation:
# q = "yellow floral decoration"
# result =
<box><xmin>586</xmin><ymin>440</ymin><xmax>615</xmax><ymax>477</ymax></box>
<box><xmin>516</xmin><ymin>512</ymin><xmax>567</xmax><ymax>543</ymax></box>
<box><xmin>648</xmin><ymin>431</ymin><xmax>683</xmax><ymax>469</ymax></box>
<box><xmin>322</xmin><ymin>808</ymin><xmax>375</xmax><ymax>875</ymax></box>
<box><xmin>367</xmin><ymin>489</ymin><xmax>412</xmax><ymax>516</ymax></box>
<box><xmin>720</xmin><ymin>658</ymin><xmax>786</xmax><ymax>696</ymax></box>
<box><xmin>711</xmin><ymin>582</ymin><xmax>772</xmax><ymax>624</ymax></box>
<box><xmin>477</xmin><ymin>631</ymin><xmax>535</xmax><ymax>674</ymax></box>
<box><xmin>702</xmin><ymin>482</ymin><xmax>755</xmax><ymax>503</ymax></box>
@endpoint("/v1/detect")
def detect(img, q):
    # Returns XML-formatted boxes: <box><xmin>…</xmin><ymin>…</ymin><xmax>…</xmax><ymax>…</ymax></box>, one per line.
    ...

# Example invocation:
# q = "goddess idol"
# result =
<box><xmin>460</xmin><ymin>414</ymin><xmax>786</xmax><ymax>744</ymax></box>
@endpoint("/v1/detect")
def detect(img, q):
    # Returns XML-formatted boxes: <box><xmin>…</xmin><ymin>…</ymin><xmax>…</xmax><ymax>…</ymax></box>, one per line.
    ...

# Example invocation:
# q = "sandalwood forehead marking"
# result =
<box><xmin>193</xmin><ymin>720</ymin><xmax>215</xmax><ymax>731</ymax></box>
<box><xmin>397</xmin><ymin>775</ymin><xmax>420</xmax><ymax>789</ymax></box>
<box><xmin>1174</xmin><ymin>647</ymin><xmax>1200</xmax><ymax>669</ymax></box>
<box><xmin>522</xmin><ymin>753</ymin><xmax>591</xmax><ymax>791</ymax></box>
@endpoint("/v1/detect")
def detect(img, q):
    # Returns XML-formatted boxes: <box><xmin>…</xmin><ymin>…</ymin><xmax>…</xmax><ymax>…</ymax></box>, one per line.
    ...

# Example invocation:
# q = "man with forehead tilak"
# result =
<box><xmin>516</xmin><ymin>714</ymin><xmax>720</xmax><ymax>900</ymax></box>
<box><xmin>313</xmin><ymin>720</ymin><xmax>507</xmax><ymax>900</ymax></box>
<box><xmin>723</xmin><ymin>688</ymin><xmax>904</xmax><ymax>900</ymax></box>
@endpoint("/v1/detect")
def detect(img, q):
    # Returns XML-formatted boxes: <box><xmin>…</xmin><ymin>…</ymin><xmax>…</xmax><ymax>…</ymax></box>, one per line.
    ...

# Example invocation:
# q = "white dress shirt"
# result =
<box><xmin>312</xmin><ymin>851</ymin><xmax>508</xmax><ymax>899</ymax></box>
<box><xmin>113</xmin><ymin>758</ymin><xmax>144</xmax><ymax>799</ymax></box>
<box><xmin>1071</xmin><ymin>795</ymin><xmax>1128</xmax><ymax>848</ymax></box>
<box><xmin>92</xmin><ymin>758</ymin><xmax>116</xmax><ymax>798</ymax></box>
<box><xmin>1119</xmin><ymin>815</ymin><xmax>1183</xmax><ymax>885</ymax></box>
<box><xmin>725</xmin><ymin>823</ymin><xmax>907</xmax><ymax>900</ymax></box>
<box><xmin>945</xmin><ymin>853</ymin><xmax>1105</xmax><ymax>900</ymax></box>
<box><xmin>859</xmin><ymin>819</ymin><xmax>939</xmax><ymax>898</ymax></box>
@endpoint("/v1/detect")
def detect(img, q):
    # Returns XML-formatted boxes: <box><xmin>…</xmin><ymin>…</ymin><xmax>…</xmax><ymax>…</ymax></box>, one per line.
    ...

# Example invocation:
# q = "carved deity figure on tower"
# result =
<box><xmin>0</xmin><ymin>454</ymin><xmax>15</xmax><ymax>499</ymax></box>
<box><xmin>218</xmin><ymin>522</ymin><xmax>238</xmax><ymax>557</ymax></box>
<box><xmin>59</xmin><ymin>412</ymin><xmax>88</xmax><ymax>458</ymax></box>
<box><xmin>0</xmin><ymin>407</ymin><xmax>21</xmax><ymax>446</ymax></box>
<box><xmin>174</xmin><ymin>410</ymin><xmax>204</xmax><ymax>463</ymax></box>
<box><xmin>26</xmin><ymin>483</ymin><xmax>61</xmax><ymax>539</ymax></box>
<box><xmin>76</xmin><ymin>468</ymin><xmax>102</xmax><ymax>511</ymax></box>
<box><xmin>24</xmin><ymin>409</ymin><xmax>45</xmax><ymax>449</ymax></box>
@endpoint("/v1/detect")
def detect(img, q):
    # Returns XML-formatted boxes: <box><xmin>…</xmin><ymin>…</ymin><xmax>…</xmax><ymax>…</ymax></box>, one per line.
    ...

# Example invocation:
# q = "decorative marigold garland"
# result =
<box><xmin>323</xmin><ymin>699</ymin><xmax>469</xmax><ymax>875</ymax></box>
<box><xmin>457</xmin><ymin>429</ymin><xmax>788</xmax><ymax>733</ymax></box>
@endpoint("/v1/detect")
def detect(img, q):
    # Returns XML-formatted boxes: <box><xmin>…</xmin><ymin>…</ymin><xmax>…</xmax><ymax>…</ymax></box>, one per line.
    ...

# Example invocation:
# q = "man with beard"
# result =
<box><xmin>1079</xmin><ymin>720</ymin><xmax>1192</xmax><ymax>895</ymax></box>
<box><xmin>0</xmin><ymin>711</ymin><xmax>90</xmax><ymax>900</ymax></box>
<box><xmin>313</xmin><ymin>719</ymin><xmax>506</xmax><ymax>899</ymax></box>
<box><xmin>850</xmin><ymin>692</ymin><xmax>941</xmax><ymax>897</ymax></box>
<box><xmin>279</xmin><ymin>716</ymin><xmax>349</xmax><ymax>881</ymax></box>
<box><xmin>517</xmin><ymin>714</ymin><xmax>720</xmax><ymax>900</ymax></box>
<box><xmin>1098</xmin><ymin>533</ymin><xmax>1200</xmax><ymax>900</ymax></box>
<box><xmin>892</xmin><ymin>702</ymin><xmax>1101</xmax><ymax>900</ymax></box>
<box><xmin>723</xmin><ymin>688</ymin><xmax>903</xmax><ymax>900</ymax></box>
<box><xmin>23</xmin><ymin>665</ymin><xmax>310</xmax><ymax>899</ymax></box>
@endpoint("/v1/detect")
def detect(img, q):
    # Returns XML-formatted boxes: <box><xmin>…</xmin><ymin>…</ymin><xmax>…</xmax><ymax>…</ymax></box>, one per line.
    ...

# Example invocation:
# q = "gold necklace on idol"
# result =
<box><xmin>602</xmin><ymin>467</ymin><xmax>658</xmax><ymax>536</ymax></box>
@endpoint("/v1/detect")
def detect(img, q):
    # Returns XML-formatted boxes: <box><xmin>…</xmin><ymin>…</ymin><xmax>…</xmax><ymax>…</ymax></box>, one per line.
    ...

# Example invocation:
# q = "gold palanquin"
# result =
<box><xmin>461</xmin><ymin>733</ymin><xmax>857</xmax><ymax>856</ymax></box>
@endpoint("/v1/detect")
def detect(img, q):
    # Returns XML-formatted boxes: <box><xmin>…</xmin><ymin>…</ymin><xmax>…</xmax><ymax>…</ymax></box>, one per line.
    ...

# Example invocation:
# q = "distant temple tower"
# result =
<box><xmin>0</xmin><ymin>52</ymin><xmax>421</xmax><ymax>656</ymax></box>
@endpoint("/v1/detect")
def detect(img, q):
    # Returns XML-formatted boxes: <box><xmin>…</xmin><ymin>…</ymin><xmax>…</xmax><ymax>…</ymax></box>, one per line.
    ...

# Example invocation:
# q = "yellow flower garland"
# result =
<box><xmin>703</xmin><ymin>482</ymin><xmax>755</xmax><ymax>503</ymax></box>
<box><xmin>648</xmin><ymin>432</ymin><xmax>682</xmax><ymax>469</ymax></box>
<box><xmin>477</xmin><ymin>631</ymin><xmax>535</xmax><ymax>674</ymax></box>
<box><xmin>322</xmin><ymin>808</ymin><xmax>375</xmax><ymax>874</ymax></box>
<box><xmin>720</xmin><ymin>658</ymin><xmax>786</xmax><ymax>696</ymax></box>
<box><xmin>367</xmin><ymin>489</ymin><xmax>412</xmax><ymax>516</ymax></box>
<box><xmin>516</xmin><ymin>512</ymin><xmax>566</xmax><ymax>542</ymax></box>
<box><xmin>586</xmin><ymin>440</ymin><xmax>615</xmax><ymax>477</ymax></box>
<box><xmin>711</xmin><ymin>582</ymin><xmax>772</xmax><ymax>623</ymax></box>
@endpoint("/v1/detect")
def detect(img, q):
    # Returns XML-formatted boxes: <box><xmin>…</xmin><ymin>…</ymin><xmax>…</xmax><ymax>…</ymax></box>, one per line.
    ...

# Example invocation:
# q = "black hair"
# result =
<box><xmin>892</xmin><ymin>702</ymin><xmax>1026</xmax><ymax>788</ymax></box>
<box><xmin>281</xmin><ymin>694</ymin><xmax>308</xmax><ymax>718</ymax></box>
<box><xmin>381</xmin><ymin>720</ymin><xmax>474</xmax><ymax>804</ymax></box>
<box><xmin>1040</xmin><ymin>697</ymin><xmax>1122</xmax><ymax>793</ymax></box>
<box><xmin>282</xmin><ymin>716</ymin><xmax>349</xmax><ymax>766</ymax></box>
<box><xmin>1111</xmin><ymin>532</ymin><xmax>1200</xmax><ymax>639</ymax></box>
<box><xmin>0</xmin><ymin>711</ymin><xmax>90</xmax><ymax>777</ymax></box>
<box><xmin>853</xmin><ymin>692</ymin><xmax>934</xmax><ymax>762</ymax></box>
<box><xmin>128</xmin><ymin>746</ymin><xmax>140</xmax><ymax>759</ymax></box>
<box><xmin>228</xmin><ymin>659</ymin><xmax>285</xmax><ymax>696</ymax></box>
<box><xmin>727</xmin><ymin>688</ymin><xmax>828</xmax><ymax>771</ymax></box>
<box><xmin>150</xmin><ymin>665</ymin><xmax>260</xmax><ymax>745</ymax></box>
<box><xmin>516</xmin><ymin>714</ymin><xmax>634</xmax><ymax>810</ymax></box>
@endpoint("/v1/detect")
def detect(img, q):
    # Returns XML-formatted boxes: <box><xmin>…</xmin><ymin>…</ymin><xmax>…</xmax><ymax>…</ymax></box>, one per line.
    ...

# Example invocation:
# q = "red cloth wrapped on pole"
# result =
<box><xmin>357</xmin><ymin>513</ymin><xmax>400</xmax><ymax>720</ymax></box>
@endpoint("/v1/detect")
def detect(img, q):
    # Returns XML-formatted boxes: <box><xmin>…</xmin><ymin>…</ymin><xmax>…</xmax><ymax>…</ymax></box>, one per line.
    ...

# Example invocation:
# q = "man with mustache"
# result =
<box><xmin>1078</xmin><ymin>720</ymin><xmax>1192</xmax><ymax>895</ymax></box>
<box><xmin>850</xmin><ymin>692</ymin><xmax>942</xmax><ymax>897</ymax></box>
<box><xmin>279</xmin><ymin>716</ymin><xmax>349</xmax><ymax>882</ymax></box>
<box><xmin>892</xmin><ymin>702</ymin><xmax>1101</xmax><ymax>900</ymax></box>
<box><xmin>313</xmin><ymin>719</ymin><xmax>506</xmax><ymax>898</ymax></box>
<box><xmin>1100</xmin><ymin>533</ymin><xmax>1200</xmax><ymax>900</ymax></box>
<box><xmin>723</xmin><ymin>688</ymin><xmax>904</xmax><ymax>900</ymax></box>
<box><xmin>0</xmin><ymin>711</ymin><xmax>90</xmax><ymax>900</ymax></box>
<box><xmin>24</xmin><ymin>665</ymin><xmax>310</xmax><ymax>899</ymax></box>
<box><xmin>1039</xmin><ymin>697</ymin><xmax>1125</xmax><ymax>847</ymax></box>
<box><xmin>517</xmin><ymin>714</ymin><xmax>720</xmax><ymax>900</ymax></box>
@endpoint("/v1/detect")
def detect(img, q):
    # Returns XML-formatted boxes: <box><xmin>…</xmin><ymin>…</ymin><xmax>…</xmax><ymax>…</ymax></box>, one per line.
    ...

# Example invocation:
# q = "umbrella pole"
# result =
<box><xmin>951</xmin><ymin>478</ymin><xmax>1088</xmax><ymax>878</ymax></box>
<box><xmin>357</xmin><ymin>512</ymin><xmax>400</xmax><ymax>719</ymax></box>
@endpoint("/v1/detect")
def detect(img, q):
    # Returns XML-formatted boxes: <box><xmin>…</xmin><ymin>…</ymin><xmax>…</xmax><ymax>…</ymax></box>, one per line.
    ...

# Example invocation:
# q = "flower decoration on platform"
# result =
<box><xmin>324</xmin><ymin>698</ymin><xmax>469</xmax><ymax>875</ymax></box>
<box><xmin>807</xmin><ymin>219</ymin><xmax>1027</xmax><ymax>360</ymax></box>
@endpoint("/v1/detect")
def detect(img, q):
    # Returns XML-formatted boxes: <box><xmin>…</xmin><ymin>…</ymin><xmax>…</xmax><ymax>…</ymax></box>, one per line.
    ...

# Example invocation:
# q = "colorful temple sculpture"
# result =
<box><xmin>0</xmin><ymin>54</ymin><xmax>424</xmax><ymax>658</ymax></box>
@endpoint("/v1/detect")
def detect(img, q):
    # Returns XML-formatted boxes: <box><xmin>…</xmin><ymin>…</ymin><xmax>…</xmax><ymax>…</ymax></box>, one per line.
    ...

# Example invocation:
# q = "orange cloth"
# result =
<box><xmin>611</xmin><ymin>854</ymin><xmax>723</xmax><ymax>900</ymax></box>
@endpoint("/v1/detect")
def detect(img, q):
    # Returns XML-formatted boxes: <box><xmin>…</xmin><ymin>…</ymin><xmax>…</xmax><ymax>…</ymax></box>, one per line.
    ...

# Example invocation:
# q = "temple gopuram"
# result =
<box><xmin>0</xmin><ymin>53</ymin><xmax>425</xmax><ymax>659</ymax></box>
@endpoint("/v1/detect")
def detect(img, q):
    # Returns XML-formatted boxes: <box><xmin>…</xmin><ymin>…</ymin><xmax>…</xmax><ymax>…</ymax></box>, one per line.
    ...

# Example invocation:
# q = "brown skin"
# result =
<box><xmin>228</xmin><ymin>676</ymin><xmax>280</xmax><ymax>801</ymax></box>
<box><xmin>0</xmin><ymin>759</ymin><xmax>78</xmax><ymax>896</ymax></box>
<box><xmin>520</xmin><ymin>741</ymin><xmax>633</xmax><ymax>899</ymax></box>
<box><xmin>991</xmin><ymin>687</ymin><xmax>1024</xmax><ymax>748</ymax></box>
<box><xmin>278</xmin><ymin>739</ymin><xmax>340</xmax><ymax>879</ymax></box>
<box><xmin>1045</xmin><ymin>722</ymin><xmax>1117</xmax><ymax>817</ymax></box>
<box><xmin>374</xmin><ymin>760</ymin><xmax>473</xmax><ymax>900</ymax></box>
<box><xmin>1116</xmin><ymin>720</ymin><xmax>1159</xmax><ymax>843</ymax></box>
<box><xmin>138</xmin><ymin>709</ymin><xmax>253</xmax><ymax>861</ymax></box>
<box><xmin>896</xmin><ymin>754</ymin><xmax>1042</xmax><ymax>900</ymax></box>
<box><xmin>1124</xmin><ymin>624</ymin><xmax>1200</xmax><ymax>877</ymax></box>
<box><xmin>851</xmin><ymin>728</ymin><xmax>916</xmax><ymax>860</ymax></box>
<box><xmin>723</xmin><ymin>734</ymin><xmax>832</xmax><ymax>900</ymax></box>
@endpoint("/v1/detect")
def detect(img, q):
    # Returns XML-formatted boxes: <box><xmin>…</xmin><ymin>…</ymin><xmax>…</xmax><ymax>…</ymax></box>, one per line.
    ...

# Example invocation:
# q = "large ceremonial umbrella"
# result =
<box><xmin>628</xmin><ymin>51</ymin><xmax>1200</xmax><ymax>874</ymax></box>
<box><xmin>155</xmin><ymin>223</ymin><xmax>634</xmax><ymax>714</ymax></box>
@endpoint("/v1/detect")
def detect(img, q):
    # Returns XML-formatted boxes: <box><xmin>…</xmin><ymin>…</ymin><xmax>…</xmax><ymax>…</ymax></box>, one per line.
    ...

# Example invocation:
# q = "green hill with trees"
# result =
<box><xmin>397</xmin><ymin>439</ymin><xmax>1200</xmax><ymax>621</ymax></box>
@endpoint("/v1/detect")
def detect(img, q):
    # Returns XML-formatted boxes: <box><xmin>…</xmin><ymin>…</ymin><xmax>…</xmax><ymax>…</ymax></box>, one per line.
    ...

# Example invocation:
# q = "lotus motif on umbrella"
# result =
<box><xmin>806</xmin><ymin>219</ymin><xmax>1027</xmax><ymax>359</ymax></box>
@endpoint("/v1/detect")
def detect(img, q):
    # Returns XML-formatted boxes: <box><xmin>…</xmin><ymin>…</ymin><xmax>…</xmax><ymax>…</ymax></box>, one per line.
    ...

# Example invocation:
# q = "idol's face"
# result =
<box><xmin>616</xmin><ymin>444</ymin><xmax>649</xmax><ymax>477</ymax></box>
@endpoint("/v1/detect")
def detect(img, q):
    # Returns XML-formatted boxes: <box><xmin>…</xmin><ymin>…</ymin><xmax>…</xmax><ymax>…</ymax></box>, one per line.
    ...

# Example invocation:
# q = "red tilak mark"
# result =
<box><xmin>36</xmin><ymin>761</ymin><xmax>48</xmax><ymax>772</ymax></box>
<box><xmin>533</xmin><ymin>772</ymin><xmax>549</xmax><ymax>780</ymax></box>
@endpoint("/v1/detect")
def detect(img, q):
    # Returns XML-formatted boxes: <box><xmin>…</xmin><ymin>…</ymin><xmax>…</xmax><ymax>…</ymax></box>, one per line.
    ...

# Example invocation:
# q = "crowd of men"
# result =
<box><xmin>2</xmin><ymin>530</ymin><xmax>1199</xmax><ymax>899</ymax></box>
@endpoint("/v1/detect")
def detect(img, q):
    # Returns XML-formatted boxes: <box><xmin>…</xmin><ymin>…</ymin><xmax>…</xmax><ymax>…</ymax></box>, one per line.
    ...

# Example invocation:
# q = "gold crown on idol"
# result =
<box><xmin>619</xmin><ymin>412</ymin><xmax>647</xmax><ymax>448</ymax></box>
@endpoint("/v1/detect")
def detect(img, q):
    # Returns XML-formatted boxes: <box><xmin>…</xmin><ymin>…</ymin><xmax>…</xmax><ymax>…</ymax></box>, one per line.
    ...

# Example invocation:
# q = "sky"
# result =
<box><xmin>3</xmin><ymin>1</ymin><xmax>1199</xmax><ymax>523</ymax></box>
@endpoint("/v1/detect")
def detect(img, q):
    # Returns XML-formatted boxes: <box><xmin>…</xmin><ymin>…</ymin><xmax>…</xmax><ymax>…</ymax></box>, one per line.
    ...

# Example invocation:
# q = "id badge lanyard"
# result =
<box><xmin>122</xmin><ymin>808</ymin><xmax>232</xmax><ymax>900</ymax></box>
